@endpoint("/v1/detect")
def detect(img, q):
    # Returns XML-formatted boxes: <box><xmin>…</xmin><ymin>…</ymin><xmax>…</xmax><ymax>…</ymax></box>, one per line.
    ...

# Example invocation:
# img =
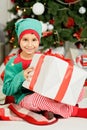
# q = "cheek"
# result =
<box><xmin>20</xmin><ymin>40</ymin><xmax>27</xmax><ymax>46</ymax></box>
<box><xmin>20</xmin><ymin>42</ymin><xmax>26</xmax><ymax>49</ymax></box>
<box><xmin>34</xmin><ymin>43</ymin><xmax>39</xmax><ymax>49</ymax></box>
<box><xmin>34</xmin><ymin>40</ymin><xmax>39</xmax><ymax>46</ymax></box>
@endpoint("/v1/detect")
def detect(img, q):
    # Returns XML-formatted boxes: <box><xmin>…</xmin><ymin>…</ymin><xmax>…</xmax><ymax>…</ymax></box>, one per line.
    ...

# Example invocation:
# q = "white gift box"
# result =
<box><xmin>23</xmin><ymin>53</ymin><xmax>87</xmax><ymax>106</ymax></box>
<box><xmin>44</xmin><ymin>47</ymin><xmax>65</xmax><ymax>56</ymax></box>
<box><xmin>65</xmin><ymin>48</ymin><xmax>87</xmax><ymax>64</ymax></box>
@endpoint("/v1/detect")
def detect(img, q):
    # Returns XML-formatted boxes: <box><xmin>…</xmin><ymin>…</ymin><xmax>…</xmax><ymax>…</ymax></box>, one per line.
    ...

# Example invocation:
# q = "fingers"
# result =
<box><xmin>27</xmin><ymin>73</ymin><xmax>33</xmax><ymax>82</ymax></box>
<box><xmin>24</xmin><ymin>67</ymin><xmax>34</xmax><ymax>80</ymax></box>
<box><xmin>27</xmin><ymin>67</ymin><xmax>34</xmax><ymax>73</ymax></box>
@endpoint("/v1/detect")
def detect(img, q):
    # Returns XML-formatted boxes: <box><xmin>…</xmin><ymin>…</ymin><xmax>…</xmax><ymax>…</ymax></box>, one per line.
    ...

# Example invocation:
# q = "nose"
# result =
<box><xmin>27</xmin><ymin>40</ymin><xmax>32</xmax><ymax>46</ymax></box>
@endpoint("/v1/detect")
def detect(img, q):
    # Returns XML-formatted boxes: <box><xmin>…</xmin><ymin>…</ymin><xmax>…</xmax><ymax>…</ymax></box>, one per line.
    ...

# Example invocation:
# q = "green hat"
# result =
<box><xmin>15</xmin><ymin>18</ymin><xmax>42</xmax><ymax>41</ymax></box>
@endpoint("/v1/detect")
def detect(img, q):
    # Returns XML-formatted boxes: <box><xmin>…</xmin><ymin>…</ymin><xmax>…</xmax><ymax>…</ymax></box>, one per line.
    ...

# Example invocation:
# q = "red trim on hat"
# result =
<box><xmin>19</xmin><ymin>29</ymin><xmax>40</xmax><ymax>43</ymax></box>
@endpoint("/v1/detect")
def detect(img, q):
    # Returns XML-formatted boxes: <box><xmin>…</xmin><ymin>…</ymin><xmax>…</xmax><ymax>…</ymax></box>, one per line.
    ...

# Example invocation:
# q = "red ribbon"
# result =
<box><xmin>29</xmin><ymin>53</ymin><xmax>74</xmax><ymax>102</ymax></box>
<box><xmin>29</xmin><ymin>54</ymin><xmax>45</xmax><ymax>90</ymax></box>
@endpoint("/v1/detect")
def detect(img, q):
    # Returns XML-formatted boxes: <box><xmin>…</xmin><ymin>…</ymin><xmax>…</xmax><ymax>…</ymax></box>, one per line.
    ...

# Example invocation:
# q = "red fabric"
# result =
<box><xmin>1</xmin><ymin>71</ymin><xmax>4</xmax><ymax>81</ymax></box>
<box><xmin>5</xmin><ymin>96</ymin><xmax>15</xmax><ymax>104</ymax></box>
<box><xmin>77</xmin><ymin>108</ymin><xmax>87</xmax><ymax>118</ymax></box>
<box><xmin>8</xmin><ymin>103</ymin><xmax>58</xmax><ymax>125</ymax></box>
<box><xmin>84</xmin><ymin>80</ymin><xmax>87</xmax><ymax>86</ymax></box>
<box><xmin>0</xmin><ymin>103</ymin><xmax>58</xmax><ymax>125</ymax></box>
<box><xmin>72</xmin><ymin>106</ymin><xmax>87</xmax><ymax>118</ymax></box>
<box><xmin>19</xmin><ymin>93</ymin><xmax>73</xmax><ymax>118</ymax></box>
<box><xmin>29</xmin><ymin>54</ymin><xmax>45</xmax><ymax>90</ymax></box>
<box><xmin>19</xmin><ymin>29</ymin><xmax>40</xmax><ymax>43</ymax></box>
<box><xmin>14</xmin><ymin>54</ymin><xmax>32</xmax><ymax>69</ymax></box>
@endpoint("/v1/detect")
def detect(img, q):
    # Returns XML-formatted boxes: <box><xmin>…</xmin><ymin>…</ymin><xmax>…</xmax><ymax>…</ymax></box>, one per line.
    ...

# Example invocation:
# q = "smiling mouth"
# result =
<box><xmin>25</xmin><ymin>47</ymin><xmax>34</xmax><ymax>51</ymax></box>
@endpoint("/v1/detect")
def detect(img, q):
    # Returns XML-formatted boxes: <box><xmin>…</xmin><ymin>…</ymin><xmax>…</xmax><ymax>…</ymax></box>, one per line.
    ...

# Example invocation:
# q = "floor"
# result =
<box><xmin>0</xmin><ymin>117</ymin><xmax>87</xmax><ymax>130</ymax></box>
<box><xmin>0</xmin><ymin>97</ymin><xmax>87</xmax><ymax>130</ymax></box>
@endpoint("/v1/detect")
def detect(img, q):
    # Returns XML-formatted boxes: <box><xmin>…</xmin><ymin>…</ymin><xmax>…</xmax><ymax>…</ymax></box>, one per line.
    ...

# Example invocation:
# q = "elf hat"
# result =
<box><xmin>15</xmin><ymin>18</ymin><xmax>42</xmax><ymax>42</ymax></box>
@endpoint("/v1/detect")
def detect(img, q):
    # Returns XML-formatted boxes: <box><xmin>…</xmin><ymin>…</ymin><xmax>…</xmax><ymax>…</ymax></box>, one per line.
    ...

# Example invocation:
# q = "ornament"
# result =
<box><xmin>10</xmin><ymin>36</ymin><xmax>15</xmax><ymax>43</ymax></box>
<box><xmin>40</xmin><ymin>22</ymin><xmax>48</xmax><ymax>32</ymax></box>
<box><xmin>32</xmin><ymin>2</ymin><xmax>45</xmax><ymax>15</ymax></box>
<box><xmin>64</xmin><ymin>0</ymin><xmax>76</xmax><ymax>3</ymax></box>
<box><xmin>49</xmin><ymin>19</ymin><xmax>55</xmax><ymax>24</ymax></box>
<box><xmin>79</xmin><ymin>7</ymin><xmax>86</xmax><ymax>14</ymax></box>
<box><xmin>17</xmin><ymin>10</ymin><xmax>23</xmax><ymax>16</ymax></box>
<box><xmin>42</xmin><ymin>31</ymin><xmax>53</xmax><ymax>37</ymax></box>
<box><xmin>31</xmin><ymin>14</ymin><xmax>35</xmax><ymax>18</ymax></box>
<box><xmin>65</xmin><ymin>17</ymin><xmax>75</xmax><ymax>28</ymax></box>
<box><xmin>56</xmin><ymin>0</ymin><xmax>79</xmax><ymax>4</ymax></box>
<box><xmin>25</xmin><ymin>0</ymin><xmax>30</xmax><ymax>2</ymax></box>
<box><xmin>73</xmin><ymin>28</ymin><xmax>83</xmax><ymax>40</ymax></box>
<box><xmin>47</xmin><ymin>24</ymin><xmax>54</xmax><ymax>31</ymax></box>
<box><xmin>23</xmin><ymin>8</ymin><xmax>26</xmax><ymax>12</ymax></box>
<box><xmin>11</xmin><ymin>0</ymin><xmax>15</xmax><ymax>3</ymax></box>
<box><xmin>7</xmin><ymin>30</ymin><xmax>12</xmax><ymax>35</ymax></box>
<box><xmin>59</xmin><ymin>41</ymin><xmax>64</xmax><ymax>46</ymax></box>
<box><xmin>16</xmin><ymin>6</ymin><xmax>20</xmax><ymax>11</ymax></box>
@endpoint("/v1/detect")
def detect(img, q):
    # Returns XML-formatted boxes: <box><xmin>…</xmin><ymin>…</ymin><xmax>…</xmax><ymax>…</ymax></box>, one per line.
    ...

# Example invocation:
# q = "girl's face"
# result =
<box><xmin>20</xmin><ymin>33</ymin><xmax>39</xmax><ymax>57</ymax></box>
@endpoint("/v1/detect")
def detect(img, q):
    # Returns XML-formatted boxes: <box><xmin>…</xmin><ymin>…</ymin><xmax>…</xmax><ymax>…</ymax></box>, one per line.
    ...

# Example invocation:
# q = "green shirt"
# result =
<box><xmin>2</xmin><ymin>55</ymin><xmax>33</xmax><ymax>104</ymax></box>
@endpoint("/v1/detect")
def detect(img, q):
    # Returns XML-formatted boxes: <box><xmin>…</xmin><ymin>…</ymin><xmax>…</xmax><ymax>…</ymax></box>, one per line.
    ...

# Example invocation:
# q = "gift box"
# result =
<box><xmin>23</xmin><ymin>53</ymin><xmax>87</xmax><ymax>106</ymax></box>
<box><xmin>76</xmin><ymin>55</ymin><xmax>87</xmax><ymax>71</ymax></box>
<box><xmin>65</xmin><ymin>48</ymin><xmax>87</xmax><ymax>64</ymax></box>
<box><xmin>44</xmin><ymin>47</ymin><xmax>65</xmax><ymax>56</ymax></box>
<box><xmin>81</xmin><ymin>55</ymin><xmax>87</xmax><ymax>67</ymax></box>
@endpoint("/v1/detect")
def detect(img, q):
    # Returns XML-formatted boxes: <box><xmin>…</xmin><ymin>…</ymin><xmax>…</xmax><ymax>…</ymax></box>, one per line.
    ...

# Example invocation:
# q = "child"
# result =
<box><xmin>2</xmin><ymin>18</ymin><xmax>87</xmax><ymax>120</ymax></box>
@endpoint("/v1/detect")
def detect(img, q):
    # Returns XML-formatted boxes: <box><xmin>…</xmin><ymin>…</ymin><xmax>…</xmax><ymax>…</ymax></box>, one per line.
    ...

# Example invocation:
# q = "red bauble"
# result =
<box><xmin>59</xmin><ymin>41</ymin><xmax>64</xmax><ymax>46</ymax></box>
<box><xmin>11</xmin><ymin>0</ymin><xmax>16</xmax><ymax>3</ymax></box>
<box><xmin>65</xmin><ymin>17</ymin><xmax>75</xmax><ymax>28</ymax></box>
<box><xmin>7</xmin><ymin>30</ymin><xmax>12</xmax><ymax>35</ymax></box>
<box><xmin>49</xmin><ymin>19</ymin><xmax>55</xmax><ymax>24</ymax></box>
<box><xmin>73</xmin><ymin>28</ymin><xmax>83</xmax><ymax>40</ymax></box>
<box><xmin>64</xmin><ymin>0</ymin><xmax>76</xmax><ymax>3</ymax></box>
<box><xmin>25</xmin><ymin>0</ymin><xmax>30</xmax><ymax>1</ymax></box>
<box><xmin>22</xmin><ymin>15</ymin><xmax>30</xmax><ymax>18</ymax></box>
<box><xmin>42</xmin><ymin>31</ymin><xmax>53</xmax><ymax>37</ymax></box>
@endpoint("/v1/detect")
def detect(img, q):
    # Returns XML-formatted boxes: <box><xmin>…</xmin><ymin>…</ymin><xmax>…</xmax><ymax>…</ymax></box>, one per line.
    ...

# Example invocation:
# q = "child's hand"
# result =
<box><xmin>24</xmin><ymin>67</ymin><xmax>34</xmax><ymax>81</ymax></box>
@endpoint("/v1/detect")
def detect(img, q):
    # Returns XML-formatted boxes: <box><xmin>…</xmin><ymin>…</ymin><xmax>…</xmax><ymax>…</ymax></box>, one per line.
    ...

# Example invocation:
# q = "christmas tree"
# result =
<box><xmin>4</xmin><ymin>0</ymin><xmax>87</xmax><ymax>50</ymax></box>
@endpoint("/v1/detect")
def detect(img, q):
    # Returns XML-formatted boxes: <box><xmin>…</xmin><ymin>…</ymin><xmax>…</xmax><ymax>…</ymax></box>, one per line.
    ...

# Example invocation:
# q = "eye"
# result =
<box><xmin>23</xmin><ymin>38</ymin><xmax>28</xmax><ymax>41</ymax></box>
<box><xmin>32</xmin><ymin>38</ymin><xmax>38</xmax><ymax>41</ymax></box>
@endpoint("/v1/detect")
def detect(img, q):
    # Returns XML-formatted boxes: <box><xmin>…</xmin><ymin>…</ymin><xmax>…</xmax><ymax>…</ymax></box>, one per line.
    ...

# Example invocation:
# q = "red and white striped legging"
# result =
<box><xmin>19</xmin><ymin>93</ymin><xmax>73</xmax><ymax>118</ymax></box>
<box><xmin>19</xmin><ymin>88</ymin><xmax>85</xmax><ymax>118</ymax></box>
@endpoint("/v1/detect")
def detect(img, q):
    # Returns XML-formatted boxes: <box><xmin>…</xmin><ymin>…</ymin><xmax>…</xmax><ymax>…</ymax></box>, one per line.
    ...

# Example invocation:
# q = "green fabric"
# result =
<box><xmin>2</xmin><ymin>56</ymin><xmax>33</xmax><ymax>104</ymax></box>
<box><xmin>15</xmin><ymin>18</ymin><xmax>42</xmax><ymax>38</ymax></box>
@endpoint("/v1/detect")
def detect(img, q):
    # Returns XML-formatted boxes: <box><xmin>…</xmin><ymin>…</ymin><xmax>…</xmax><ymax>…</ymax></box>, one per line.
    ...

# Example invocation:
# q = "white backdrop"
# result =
<box><xmin>0</xmin><ymin>0</ymin><xmax>13</xmax><ymax>25</ymax></box>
